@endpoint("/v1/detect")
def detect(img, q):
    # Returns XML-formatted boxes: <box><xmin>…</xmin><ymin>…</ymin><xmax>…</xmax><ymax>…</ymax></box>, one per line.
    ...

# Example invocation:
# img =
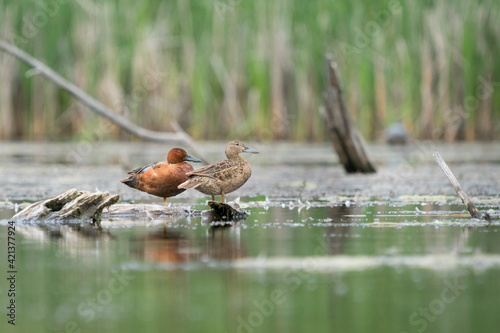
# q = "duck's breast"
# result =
<box><xmin>221</xmin><ymin>159</ymin><xmax>252</xmax><ymax>193</ymax></box>
<box><xmin>142</xmin><ymin>162</ymin><xmax>194</xmax><ymax>197</ymax></box>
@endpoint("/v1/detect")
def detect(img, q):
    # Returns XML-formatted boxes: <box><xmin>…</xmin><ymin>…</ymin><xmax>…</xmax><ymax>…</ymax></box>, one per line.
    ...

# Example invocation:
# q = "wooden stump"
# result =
<box><xmin>322</xmin><ymin>54</ymin><xmax>376</xmax><ymax>173</ymax></box>
<box><xmin>202</xmin><ymin>201</ymin><xmax>248</xmax><ymax>223</ymax></box>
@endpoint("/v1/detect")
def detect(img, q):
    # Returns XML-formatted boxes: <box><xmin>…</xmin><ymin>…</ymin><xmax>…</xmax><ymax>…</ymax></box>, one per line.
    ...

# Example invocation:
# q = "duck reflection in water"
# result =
<box><xmin>135</xmin><ymin>223</ymin><xmax>247</xmax><ymax>264</ymax></box>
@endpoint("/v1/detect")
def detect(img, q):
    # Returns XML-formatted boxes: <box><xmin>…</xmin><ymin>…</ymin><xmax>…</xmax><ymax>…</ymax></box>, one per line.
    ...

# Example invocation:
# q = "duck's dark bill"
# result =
<box><xmin>243</xmin><ymin>146</ymin><xmax>259</xmax><ymax>154</ymax></box>
<box><xmin>184</xmin><ymin>155</ymin><xmax>202</xmax><ymax>163</ymax></box>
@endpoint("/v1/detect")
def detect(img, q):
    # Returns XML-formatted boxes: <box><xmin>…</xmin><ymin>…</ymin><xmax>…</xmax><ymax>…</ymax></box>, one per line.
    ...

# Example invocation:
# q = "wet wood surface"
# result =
<box><xmin>13</xmin><ymin>189</ymin><xmax>119</xmax><ymax>223</ymax></box>
<box><xmin>205</xmin><ymin>201</ymin><xmax>248</xmax><ymax>221</ymax></box>
<box><xmin>12</xmin><ymin>188</ymin><xmax>249</xmax><ymax>223</ymax></box>
<box><xmin>322</xmin><ymin>54</ymin><xmax>376</xmax><ymax>174</ymax></box>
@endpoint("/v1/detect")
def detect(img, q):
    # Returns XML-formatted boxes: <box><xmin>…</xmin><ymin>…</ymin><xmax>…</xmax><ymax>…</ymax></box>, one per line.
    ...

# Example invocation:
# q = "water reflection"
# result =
<box><xmin>6</xmin><ymin>202</ymin><xmax>500</xmax><ymax>265</ymax></box>
<box><xmin>134</xmin><ymin>223</ymin><xmax>247</xmax><ymax>264</ymax></box>
<box><xmin>2</xmin><ymin>202</ymin><xmax>500</xmax><ymax>333</ymax></box>
<box><xmin>17</xmin><ymin>222</ymin><xmax>112</xmax><ymax>243</ymax></box>
<box><xmin>324</xmin><ymin>204</ymin><xmax>353</xmax><ymax>255</ymax></box>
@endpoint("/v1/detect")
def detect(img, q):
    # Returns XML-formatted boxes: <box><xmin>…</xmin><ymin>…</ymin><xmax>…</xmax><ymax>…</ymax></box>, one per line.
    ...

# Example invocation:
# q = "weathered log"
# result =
<box><xmin>0</xmin><ymin>40</ymin><xmax>208</xmax><ymax>163</ymax></box>
<box><xmin>14</xmin><ymin>189</ymin><xmax>120</xmax><ymax>223</ymax></box>
<box><xmin>103</xmin><ymin>203</ymin><xmax>200</xmax><ymax>218</ymax></box>
<box><xmin>322</xmin><ymin>54</ymin><xmax>376</xmax><ymax>173</ymax></box>
<box><xmin>12</xmin><ymin>189</ymin><xmax>246</xmax><ymax>223</ymax></box>
<box><xmin>433</xmin><ymin>151</ymin><xmax>487</xmax><ymax>221</ymax></box>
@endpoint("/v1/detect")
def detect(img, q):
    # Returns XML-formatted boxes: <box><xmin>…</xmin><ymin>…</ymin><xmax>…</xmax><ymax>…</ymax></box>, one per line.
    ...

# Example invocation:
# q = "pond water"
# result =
<box><xmin>1</xmin><ymin>200</ymin><xmax>500</xmax><ymax>333</ymax></box>
<box><xmin>1</xmin><ymin>142</ymin><xmax>499</xmax><ymax>333</ymax></box>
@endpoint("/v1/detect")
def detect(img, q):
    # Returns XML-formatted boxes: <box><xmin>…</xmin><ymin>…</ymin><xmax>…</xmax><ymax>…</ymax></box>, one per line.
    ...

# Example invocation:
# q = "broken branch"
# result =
<box><xmin>0</xmin><ymin>40</ymin><xmax>209</xmax><ymax>163</ymax></box>
<box><xmin>433</xmin><ymin>151</ymin><xmax>483</xmax><ymax>219</ymax></box>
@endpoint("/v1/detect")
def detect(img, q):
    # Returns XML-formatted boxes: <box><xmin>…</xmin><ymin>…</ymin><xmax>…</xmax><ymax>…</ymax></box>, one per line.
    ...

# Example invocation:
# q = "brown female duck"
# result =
<box><xmin>121</xmin><ymin>148</ymin><xmax>201</xmax><ymax>205</ymax></box>
<box><xmin>178</xmin><ymin>140</ymin><xmax>259</xmax><ymax>203</ymax></box>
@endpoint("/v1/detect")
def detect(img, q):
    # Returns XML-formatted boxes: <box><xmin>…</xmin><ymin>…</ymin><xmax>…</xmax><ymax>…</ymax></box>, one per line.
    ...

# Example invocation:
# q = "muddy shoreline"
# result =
<box><xmin>0</xmin><ymin>142</ymin><xmax>499</xmax><ymax>205</ymax></box>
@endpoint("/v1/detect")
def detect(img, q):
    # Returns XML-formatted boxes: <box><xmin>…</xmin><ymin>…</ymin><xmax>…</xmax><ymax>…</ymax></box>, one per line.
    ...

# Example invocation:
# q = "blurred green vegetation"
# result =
<box><xmin>0</xmin><ymin>0</ymin><xmax>499</xmax><ymax>142</ymax></box>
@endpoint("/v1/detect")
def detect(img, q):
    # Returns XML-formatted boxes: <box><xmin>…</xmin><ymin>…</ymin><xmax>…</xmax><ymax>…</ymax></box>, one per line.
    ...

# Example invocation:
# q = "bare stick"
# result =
<box><xmin>433</xmin><ymin>151</ymin><xmax>482</xmax><ymax>219</ymax></box>
<box><xmin>0</xmin><ymin>40</ymin><xmax>209</xmax><ymax>162</ymax></box>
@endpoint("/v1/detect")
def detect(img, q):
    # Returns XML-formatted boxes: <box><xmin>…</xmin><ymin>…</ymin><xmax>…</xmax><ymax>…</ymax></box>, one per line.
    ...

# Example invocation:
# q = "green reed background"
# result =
<box><xmin>0</xmin><ymin>0</ymin><xmax>499</xmax><ymax>142</ymax></box>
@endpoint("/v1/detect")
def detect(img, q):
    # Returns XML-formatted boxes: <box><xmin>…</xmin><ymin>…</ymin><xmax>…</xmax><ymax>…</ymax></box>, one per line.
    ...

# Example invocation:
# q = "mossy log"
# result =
<box><xmin>203</xmin><ymin>201</ymin><xmax>248</xmax><ymax>222</ymax></box>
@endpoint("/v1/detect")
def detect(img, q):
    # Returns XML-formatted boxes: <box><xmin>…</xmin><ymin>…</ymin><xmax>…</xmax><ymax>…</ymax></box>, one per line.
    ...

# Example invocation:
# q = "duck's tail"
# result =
<box><xmin>178</xmin><ymin>179</ymin><xmax>201</xmax><ymax>190</ymax></box>
<box><xmin>120</xmin><ymin>175</ymin><xmax>138</xmax><ymax>189</ymax></box>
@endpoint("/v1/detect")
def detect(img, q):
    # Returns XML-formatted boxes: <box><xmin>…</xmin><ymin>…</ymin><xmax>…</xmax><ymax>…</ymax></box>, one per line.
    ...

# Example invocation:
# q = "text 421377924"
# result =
<box><xmin>7</xmin><ymin>220</ymin><xmax>16</xmax><ymax>326</ymax></box>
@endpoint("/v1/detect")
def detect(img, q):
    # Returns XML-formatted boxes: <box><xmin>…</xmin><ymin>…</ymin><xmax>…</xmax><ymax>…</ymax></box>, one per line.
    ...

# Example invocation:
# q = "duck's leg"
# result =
<box><xmin>211</xmin><ymin>195</ymin><xmax>215</xmax><ymax>201</ymax></box>
<box><xmin>163</xmin><ymin>198</ymin><xmax>167</xmax><ymax>206</ymax></box>
<box><xmin>221</xmin><ymin>192</ymin><xmax>225</xmax><ymax>203</ymax></box>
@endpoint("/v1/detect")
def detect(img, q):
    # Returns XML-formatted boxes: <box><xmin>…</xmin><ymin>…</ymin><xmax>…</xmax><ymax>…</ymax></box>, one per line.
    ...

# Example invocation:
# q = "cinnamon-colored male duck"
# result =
<box><xmin>121</xmin><ymin>148</ymin><xmax>201</xmax><ymax>206</ymax></box>
<box><xmin>178</xmin><ymin>140</ymin><xmax>259</xmax><ymax>203</ymax></box>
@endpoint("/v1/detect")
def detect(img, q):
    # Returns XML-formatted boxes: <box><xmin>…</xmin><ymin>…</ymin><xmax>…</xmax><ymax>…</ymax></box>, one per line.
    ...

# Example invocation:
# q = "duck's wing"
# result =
<box><xmin>127</xmin><ymin>162</ymin><xmax>162</xmax><ymax>175</ymax></box>
<box><xmin>187</xmin><ymin>160</ymin><xmax>236</xmax><ymax>178</ymax></box>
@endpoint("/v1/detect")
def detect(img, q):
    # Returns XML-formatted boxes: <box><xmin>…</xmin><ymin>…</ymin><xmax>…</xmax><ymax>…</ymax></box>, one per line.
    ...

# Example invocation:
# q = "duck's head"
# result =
<box><xmin>225</xmin><ymin>141</ymin><xmax>259</xmax><ymax>159</ymax></box>
<box><xmin>167</xmin><ymin>148</ymin><xmax>202</xmax><ymax>164</ymax></box>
